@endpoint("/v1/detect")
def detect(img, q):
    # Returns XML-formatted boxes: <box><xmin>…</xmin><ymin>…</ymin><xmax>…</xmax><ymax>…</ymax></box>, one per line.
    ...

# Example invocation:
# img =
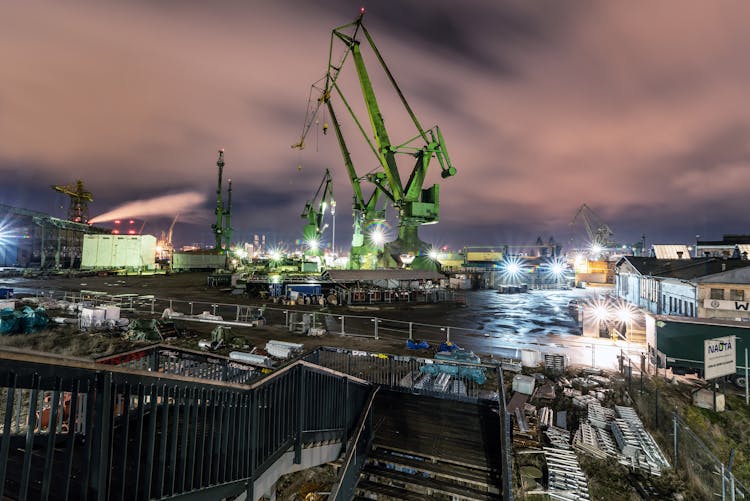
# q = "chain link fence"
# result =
<box><xmin>619</xmin><ymin>374</ymin><xmax>748</xmax><ymax>499</ymax></box>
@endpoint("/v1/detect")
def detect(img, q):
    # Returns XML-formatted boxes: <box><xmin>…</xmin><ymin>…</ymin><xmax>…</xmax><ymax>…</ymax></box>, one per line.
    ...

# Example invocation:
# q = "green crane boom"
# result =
<box><xmin>301</xmin><ymin>168</ymin><xmax>334</xmax><ymax>255</ymax></box>
<box><xmin>294</xmin><ymin>11</ymin><xmax>457</xmax><ymax>269</ymax></box>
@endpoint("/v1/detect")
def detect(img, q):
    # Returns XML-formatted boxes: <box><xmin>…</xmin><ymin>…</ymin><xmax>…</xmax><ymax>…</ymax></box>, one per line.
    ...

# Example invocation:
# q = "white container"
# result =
<box><xmin>265</xmin><ymin>340</ymin><xmax>304</xmax><ymax>359</ymax></box>
<box><xmin>229</xmin><ymin>351</ymin><xmax>273</xmax><ymax>368</ymax></box>
<box><xmin>80</xmin><ymin>307</ymin><xmax>106</xmax><ymax>328</ymax></box>
<box><xmin>102</xmin><ymin>305</ymin><xmax>121</xmax><ymax>321</ymax></box>
<box><xmin>520</xmin><ymin>349</ymin><xmax>542</xmax><ymax>367</ymax></box>
<box><xmin>512</xmin><ymin>374</ymin><xmax>536</xmax><ymax>395</ymax></box>
<box><xmin>692</xmin><ymin>388</ymin><xmax>725</xmax><ymax>412</ymax></box>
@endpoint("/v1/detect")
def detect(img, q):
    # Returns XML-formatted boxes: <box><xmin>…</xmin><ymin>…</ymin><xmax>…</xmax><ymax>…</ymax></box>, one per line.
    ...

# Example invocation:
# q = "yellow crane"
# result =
<box><xmin>51</xmin><ymin>180</ymin><xmax>93</xmax><ymax>223</ymax></box>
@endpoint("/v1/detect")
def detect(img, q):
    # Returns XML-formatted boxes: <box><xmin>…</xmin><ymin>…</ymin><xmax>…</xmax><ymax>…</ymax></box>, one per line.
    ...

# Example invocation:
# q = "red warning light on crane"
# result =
<box><xmin>360</xmin><ymin>7</ymin><xmax>365</xmax><ymax>14</ymax></box>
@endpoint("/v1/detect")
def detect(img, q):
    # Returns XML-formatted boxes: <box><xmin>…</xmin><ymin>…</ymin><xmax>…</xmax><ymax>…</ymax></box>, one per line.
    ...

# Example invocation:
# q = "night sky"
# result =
<box><xmin>2</xmin><ymin>1</ymin><xmax>749</xmax><ymax>250</ymax></box>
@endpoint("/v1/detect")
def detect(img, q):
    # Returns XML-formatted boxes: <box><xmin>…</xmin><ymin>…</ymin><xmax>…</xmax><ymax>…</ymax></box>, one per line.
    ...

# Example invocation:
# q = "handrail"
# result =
<box><xmin>497</xmin><ymin>367</ymin><xmax>514</xmax><ymax>500</ymax></box>
<box><xmin>328</xmin><ymin>386</ymin><xmax>379</xmax><ymax>500</ymax></box>
<box><xmin>0</xmin><ymin>348</ymin><xmax>372</xmax><ymax>501</ymax></box>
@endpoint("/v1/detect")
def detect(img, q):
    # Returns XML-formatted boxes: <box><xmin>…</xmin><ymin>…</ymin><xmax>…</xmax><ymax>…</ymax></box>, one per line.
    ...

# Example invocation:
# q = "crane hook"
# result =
<box><xmin>322</xmin><ymin>122</ymin><xmax>329</xmax><ymax>135</ymax></box>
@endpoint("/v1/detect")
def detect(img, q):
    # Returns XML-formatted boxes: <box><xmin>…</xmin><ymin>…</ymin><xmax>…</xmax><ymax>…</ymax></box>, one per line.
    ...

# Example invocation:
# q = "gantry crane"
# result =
<box><xmin>570</xmin><ymin>204</ymin><xmax>615</xmax><ymax>248</ymax></box>
<box><xmin>301</xmin><ymin>169</ymin><xmax>335</xmax><ymax>256</ymax></box>
<box><xmin>293</xmin><ymin>10</ymin><xmax>457</xmax><ymax>270</ymax></box>
<box><xmin>51</xmin><ymin>180</ymin><xmax>93</xmax><ymax>224</ymax></box>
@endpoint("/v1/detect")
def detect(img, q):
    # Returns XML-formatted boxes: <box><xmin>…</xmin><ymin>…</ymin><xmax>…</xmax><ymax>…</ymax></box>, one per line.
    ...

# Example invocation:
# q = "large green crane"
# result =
<box><xmin>293</xmin><ymin>10</ymin><xmax>456</xmax><ymax>270</ymax></box>
<box><xmin>301</xmin><ymin>168</ymin><xmax>334</xmax><ymax>256</ymax></box>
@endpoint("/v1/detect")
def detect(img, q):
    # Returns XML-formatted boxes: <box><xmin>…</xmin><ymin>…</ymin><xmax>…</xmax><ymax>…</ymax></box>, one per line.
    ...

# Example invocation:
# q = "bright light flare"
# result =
<box><xmin>306</xmin><ymin>238</ymin><xmax>320</xmax><ymax>251</ymax></box>
<box><xmin>615</xmin><ymin>302</ymin><xmax>637</xmax><ymax>323</ymax></box>
<box><xmin>592</xmin><ymin>304</ymin><xmax>610</xmax><ymax>321</ymax></box>
<box><xmin>500</xmin><ymin>255</ymin><xmax>525</xmax><ymax>280</ymax></box>
<box><xmin>428</xmin><ymin>249</ymin><xmax>439</xmax><ymax>260</ymax></box>
<box><xmin>590</xmin><ymin>243</ymin><xmax>603</xmax><ymax>255</ymax></box>
<box><xmin>368</xmin><ymin>227</ymin><xmax>386</xmax><ymax>246</ymax></box>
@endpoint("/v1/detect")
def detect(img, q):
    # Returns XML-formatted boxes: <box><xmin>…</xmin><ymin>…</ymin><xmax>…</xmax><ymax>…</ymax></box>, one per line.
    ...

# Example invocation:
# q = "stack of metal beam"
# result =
<box><xmin>612</xmin><ymin>406</ymin><xmax>671</xmax><ymax>475</ymax></box>
<box><xmin>542</xmin><ymin>447</ymin><xmax>591</xmax><ymax>500</ymax></box>
<box><xmin>586</xmin><ymin>402</ymin><xmax>614</xmax><ymax>429</ymax></box>
<box><xmin>545</xmin><ymin>425</ymin><xmax>572</xmax><ymax>450</ymax></box>
<box><xmin>539</xmin><ymin>406</ymin><xmax>554</xmax><ymax>427</ymax></box>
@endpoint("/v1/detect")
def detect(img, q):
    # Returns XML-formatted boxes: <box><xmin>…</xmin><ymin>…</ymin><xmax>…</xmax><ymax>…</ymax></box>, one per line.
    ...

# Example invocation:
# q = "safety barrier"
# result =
<box><xmin>0</xmin><ymin>347</ymin><xmax>371</xmax><ymax>501</ymax></box>
<box><xmin>327</xmin><ymin>387</ymin><xmax>378</xmax><ymax>501</ymax></box>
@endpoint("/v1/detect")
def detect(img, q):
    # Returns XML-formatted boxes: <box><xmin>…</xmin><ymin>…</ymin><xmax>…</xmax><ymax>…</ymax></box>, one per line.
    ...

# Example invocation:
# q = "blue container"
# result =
<box><xmin>0</xmin><ymin>288</ymin><xmax>13</xmax><ymax>299</ymax></box>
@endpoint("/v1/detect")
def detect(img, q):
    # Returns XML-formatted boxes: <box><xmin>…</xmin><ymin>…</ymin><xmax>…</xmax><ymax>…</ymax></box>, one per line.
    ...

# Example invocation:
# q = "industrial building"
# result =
<box><xmin>0</xmin><ymin>203</ymin><xmax>109</xmax><ymax>269</ymax></box>
<box><xmin>615</xmin><ymin>255</ymin><xmax>750</xmax><ymax>322</ymax></box>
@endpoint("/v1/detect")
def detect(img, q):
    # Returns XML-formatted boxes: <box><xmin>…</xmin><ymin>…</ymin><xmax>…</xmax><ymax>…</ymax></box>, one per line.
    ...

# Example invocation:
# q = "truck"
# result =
<box><xmin>648</xmin><ymin>315</ymin><xmax>749</xmax><ymax>387</ymax></box>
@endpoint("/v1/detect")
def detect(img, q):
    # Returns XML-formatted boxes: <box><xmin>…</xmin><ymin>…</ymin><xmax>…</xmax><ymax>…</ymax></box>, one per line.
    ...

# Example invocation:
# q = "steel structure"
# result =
<box><xmin>301</xmin><ymin>168</ymin><xmax>335</xmax><ymax>257</ymax></box>
<box><xmin>294</xmin><ymin>11</ymin><xmax>457</xmax><ymax>270</ymax></box>
<box><xmin>0</xmin><ymin>347</ymin><xmax>373</xmax><ymax>501</ymax></box>
<box><xmin>51</xmin><ymin>180</ymin><xmax>93</xmax><ymax>224</ymax></box>
<box><xmin>570</xmin><ymin>203</ymin><xmax>615</xmax><ymax>248</ymax></box>
<box><xmin>211</xmin><ymin>150</ymin><xmax>233</xmax><ymax>253</ymax></box>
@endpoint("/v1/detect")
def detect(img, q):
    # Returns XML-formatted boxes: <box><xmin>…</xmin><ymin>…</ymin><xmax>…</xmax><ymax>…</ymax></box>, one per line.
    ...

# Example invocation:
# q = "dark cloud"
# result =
<box><xmin>1</xmin><ymin>0</ymin><xmax>749</xmax><ymax>250</ymax></box>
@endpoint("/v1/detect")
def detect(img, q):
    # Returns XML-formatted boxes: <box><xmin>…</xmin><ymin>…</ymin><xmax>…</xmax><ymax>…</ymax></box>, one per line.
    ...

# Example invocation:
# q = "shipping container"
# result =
<box><xmin>81</xmin><ymin>234</ymin><xmax>157</xmax><ymax>270</ymax></box>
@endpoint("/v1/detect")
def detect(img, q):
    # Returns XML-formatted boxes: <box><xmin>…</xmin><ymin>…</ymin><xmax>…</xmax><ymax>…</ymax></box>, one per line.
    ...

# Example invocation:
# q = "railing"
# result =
<box><xmin>327</xmin><ymin>386</ymin><xmax>379</xmax><ymax>501</ymax></box>
<box><xmin>0</xmin><ymin>347</ymin><xmax>371</xmax><ymax>501</ymax></box>
<box><xmin>497</xmin><ymin>367</ymin><xmax>514</xmax><ymax>501</ymax></box>
<box><xmin>303</xmin><ymin>346</ymin><xmax>499</xmax><ymax>403</ymax></box>
<box><xmin>97</xmin><ymin>345</ymin><xmax>263</xmax><ymax>384</ymax></box>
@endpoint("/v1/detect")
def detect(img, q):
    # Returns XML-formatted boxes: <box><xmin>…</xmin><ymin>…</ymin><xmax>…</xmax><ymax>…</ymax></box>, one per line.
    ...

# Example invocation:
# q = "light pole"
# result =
<box><xmin>616</xmin><ymin>305</ymin><xmax>635</xmax><ymax>378</ymax></box>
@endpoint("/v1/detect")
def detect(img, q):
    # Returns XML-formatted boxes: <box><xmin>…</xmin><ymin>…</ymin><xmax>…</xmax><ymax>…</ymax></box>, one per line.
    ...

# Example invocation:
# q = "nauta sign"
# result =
<box><xmin>704</xmin><ymin>335</ymin><xmax>736</xmax><ymax>380</ymax></box>
<box><xmin>707</xmin><ymin>338</ymin><xmax>732</xmax><ymax>353</ymax></box>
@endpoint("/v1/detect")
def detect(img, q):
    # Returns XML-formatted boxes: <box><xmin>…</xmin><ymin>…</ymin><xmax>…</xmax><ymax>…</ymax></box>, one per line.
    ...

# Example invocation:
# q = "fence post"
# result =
<box><xmin>446</xmin><ymin>327</ymin><xmax>451</xmax><ymax>343</ymax></box>
<box><xmin>745</xmin><ymin>348</ymin><xmax>748</xmax><ymax>406</ymax></box>
<box><xmin>236</xmin><ymin>305</ymin><xmax>240</xmax><ymax>321</ymax></box>
<box><xmin>408</xmin><ymin>322</ymin><xmax>413</xmax><ymax>340</ymax></box>
<box><xmin>591</xmin><ymin>344</ymin><xmax>596</xmax><ymax>368</ymax></box>
<box><xmin>372</xmin><ymin>318</ymin><xmax>379</xmax><ymax>340</ymax></box>
<box><xmin>673</xmin><ymin>408</ymin><xmax>678</xmax><ymax>464</ymax></box>
<box><xmin>151</xmin><ymin>298</ymin><xmax>155</xmax><ymax>314</ymax></box>
<box><xmin>340</xmin><ymin>316</ymin><xmax>345</xmax><ymax>336</ymax></box>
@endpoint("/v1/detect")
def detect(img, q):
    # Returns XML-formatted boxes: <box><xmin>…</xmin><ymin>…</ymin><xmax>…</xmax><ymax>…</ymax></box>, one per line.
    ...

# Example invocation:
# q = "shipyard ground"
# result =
<box><xmin>2</xmin><ymin>271</ymin><xmax>749</xmax><ymax>497</ymax></box>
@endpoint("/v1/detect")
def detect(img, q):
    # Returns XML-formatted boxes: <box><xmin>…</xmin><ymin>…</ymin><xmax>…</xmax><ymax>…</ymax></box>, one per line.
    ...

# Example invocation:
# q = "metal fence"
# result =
<box><xmin>328</xmin><ymin>387</ymin><xmax>378</xmax><ymax>501</ymax></box>
<box><xmin>0</xmin><ymin>348</ymin><xmax>371</xmax><ymax>501</ymax></box>
<box><xmin>620</xmin><ymin>376</ymin><xmax>749</xmax><ymax>500</ymax></box>
<box><xmin>304</xmin><ymin>346</ymin><xmax>499</xmax><ymax>403</ymax></box>
<box><xmin>497</xmin><ymin>367</ymin><xmax>514</xmax><ymax>501</ymax></box>
<box><xmin>25</xmin><ymin>289</ymin><xmax>630</xmax><ymax>372</ymax></box>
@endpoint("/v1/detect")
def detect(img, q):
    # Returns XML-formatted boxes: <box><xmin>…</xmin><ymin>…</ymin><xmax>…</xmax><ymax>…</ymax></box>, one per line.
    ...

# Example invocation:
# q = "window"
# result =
<box><xmin>730</xmin><ymin>289</ymin><xmax>745</xmax><ymax>301</ymax></box>
<box><xmin>710</xmin><ymin>288</ymin><xmax>725</xmax><ymax>300</ymax></box>
<box><xmin>689</xmin><ymin>303</ymin><xmax>694</xmax><ymax>317</ymax></box>
<box><xmin>669</xmin><ymin>297</ymin><xmax>673</xmax><ymax>312</ymax></box>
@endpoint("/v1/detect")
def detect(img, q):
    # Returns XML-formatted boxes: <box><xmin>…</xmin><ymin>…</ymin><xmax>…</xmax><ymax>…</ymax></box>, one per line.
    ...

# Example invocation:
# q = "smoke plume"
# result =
<box><xmin>88</xmin><ymin>191</ymin><xmax>206</xmax><ymax>223</ymax></box>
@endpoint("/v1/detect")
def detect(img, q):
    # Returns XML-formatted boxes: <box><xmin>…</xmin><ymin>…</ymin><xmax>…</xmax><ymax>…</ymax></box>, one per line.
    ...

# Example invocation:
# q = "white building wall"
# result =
<box><xmin>660</xmin><ymin>280</ymin><xmax>697</xmax><ymax>317</ymax></box>
<box><xmin>697</xmin><ymin>283</ymin><xmax>750</xmax><ymax>321</ymax></box>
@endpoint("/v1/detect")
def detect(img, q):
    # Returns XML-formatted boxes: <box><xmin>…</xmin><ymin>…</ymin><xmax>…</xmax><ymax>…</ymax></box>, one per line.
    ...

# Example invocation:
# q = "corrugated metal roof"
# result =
<box><xmin>326</xmin><ymin>269</ymin><xmax>444</xmax><ymax>282</ymax></box>
<box><xmin>652</xmin><ymin>245</ymin><xmax>691</xmax><ymax>260</ymax></box>
<box><xmin>737</xmin><ymin>244</ymin><xmax>750</xmax><ymax>259</ymax></box>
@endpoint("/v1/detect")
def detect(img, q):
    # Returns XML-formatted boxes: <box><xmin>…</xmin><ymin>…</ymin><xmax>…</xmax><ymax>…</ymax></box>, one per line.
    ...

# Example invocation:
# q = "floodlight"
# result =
<box><xmin>369</xmin><ymin>228</ymin><xmax>386</xmax><ymax>246</ymax></box>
